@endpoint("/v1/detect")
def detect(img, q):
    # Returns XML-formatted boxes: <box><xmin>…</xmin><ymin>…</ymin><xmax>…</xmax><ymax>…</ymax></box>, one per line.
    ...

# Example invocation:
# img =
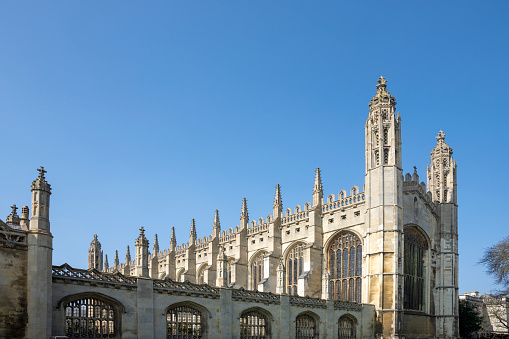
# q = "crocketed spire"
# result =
<box><xmin>241</xmin><ymin>198</ymin><xmax>248</xmax><ymax>220</ymax></box>
<box><xmin>313</xmin><ymin>167</ymin><xmax>323</xmax><ymax>207</ymax></box>
<box><xmin>189</xmin><ymin>219</ymin><xmax>197</xmax><ymax>244</ymax></box>
<box><xmin>153</xmin><ymin>234</ymin><xmax>159</xmax><ymax>255</ymax></box>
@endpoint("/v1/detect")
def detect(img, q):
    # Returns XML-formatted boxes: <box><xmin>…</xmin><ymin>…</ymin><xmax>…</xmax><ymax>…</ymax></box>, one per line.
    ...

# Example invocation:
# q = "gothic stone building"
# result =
<box><xmin>0</xmin><ymin>77</ymin><xmax>459</xmax><ymax>338</ymax></box>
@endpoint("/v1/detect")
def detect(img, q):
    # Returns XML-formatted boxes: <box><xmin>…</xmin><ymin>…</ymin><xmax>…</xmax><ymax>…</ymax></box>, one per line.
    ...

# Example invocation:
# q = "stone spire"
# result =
<box><xmin>88</xmin><ymin>234</ymin><xmax>103</xmax><ymax>270</ymax></box>
<box><xmin>6</xmin><ymin>204</ymin><xmax>20</xmax><ymax>226</ymax></box>
<box><xmin>189</xmin><ymin>219</ymin><xmax>197</xmax><ymax>245</ymax></box>
<box><xmin>114</xmin><ymin>250</ymin><xmax>119</xmax><ymax>270</ymax></box>
<box><xmin>104</xmin><ymin>254</ymin><xmax>109</xmax><ymax>271</ymax></box>
<box><xmin>126</xmin><ymin>245</ymin><xmax>131</xmax><ymax>263</ymax></box>
<box><xmin>427</xmin><ymin>131</ymin><xmax>457</xmax><ymax>203</ymax></box>
<box><xmin>240</xmin><ymin>198</ymin><xmax>249</xmax><ymax>229</ymax></box>
<box><xmin>273</xmin><ymin>184</ymin><xmax>282</xmax><ymax>219</ymax></box>
<box><xmin>312</xmin><ymin>168</ymin><xmax>323</xmax><ymax>207</ymax></box>
<box><xmin>153</xmin><ymin>234</ymin><xmax>159</xmax><ymax>255</ymax></box>
<box><xmin>213</xmin><ymin>209</ymin><xmax>221</xmax><ymax>238</ymax></box>
<box><xmin>170</xmin><ymin>227</ymin><xmax>176</xmax><ymax>251</ymax></box>
<box><xmin>30</xmin><ymin>166</ymin><xmax>52</xmax><ymax>232</ymax></box>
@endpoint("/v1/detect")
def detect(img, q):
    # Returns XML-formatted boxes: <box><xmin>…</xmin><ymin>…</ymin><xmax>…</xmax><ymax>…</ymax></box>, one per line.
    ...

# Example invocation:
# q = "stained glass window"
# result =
<box><xmin>327</xmin><ymin>231</ymin><xmax>362</xmax><ymax>302</ymax></box>
<box><xmin>252</xmin><ymin>252</ymin><xmax>266</xmax><ymax>290</ymax></box>
<box><xmin>404</xmin><ymin>227</ymin><xmax>427</xmax><ymax>311</ymax></box>
<box><xmin>287</xmin><ymin>243</ymin><xmax>304</xmax><ymax>296</ymax></box>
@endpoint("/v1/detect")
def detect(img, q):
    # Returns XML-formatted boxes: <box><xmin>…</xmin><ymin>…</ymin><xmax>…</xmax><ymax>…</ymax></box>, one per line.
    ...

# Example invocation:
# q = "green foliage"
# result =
<box><xmin>480</xmin><ymin>236</ymin><xmax>509</xmax><ymax>288</ymax></box>
<box><xmin>459</xmin><ymin>300</ymin><xmax>483</xmax><ymax>338</ymax></box>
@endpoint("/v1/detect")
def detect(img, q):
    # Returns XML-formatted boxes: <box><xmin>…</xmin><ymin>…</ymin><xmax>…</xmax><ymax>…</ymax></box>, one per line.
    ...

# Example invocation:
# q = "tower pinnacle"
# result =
<box><xmin>313</xmin><ymin>167</ymin><xmax>323</xmax><ymax>207</ymax></box>
<box><xmin>273</xmin><ymin>184</ymin><xmax>282</xmax><ymax>218</ymax></box>
<box><xmin>153</xmin><ymin>234</ymin><xmax>159</xmax><ymax>254</ymax></box>
<box><xmin>190</xmin><ymin>219</ymin><xmax>197</xmax><ymax>244</ymax></box>
<box><xmin>241</xmin><ymin>198</ymin><xmax>248</xmax><ymax>220</ymax></box>
<box><xmin>213</xmin><ymin>209</ymin><xmax>221</xmax><ymax>238</ymax></box>
<box><xmin>170</xmin><ymin>226</ymin><xmax>176</xmax><ymax>251</ymax></box>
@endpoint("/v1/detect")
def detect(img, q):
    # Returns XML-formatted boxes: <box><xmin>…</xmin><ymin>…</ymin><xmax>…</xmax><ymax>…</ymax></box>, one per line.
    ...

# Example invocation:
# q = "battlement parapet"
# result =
<box><xmin>219</xmin><ymin>227</ymin><xmax>240</xmax><ymax>243</ymax></box>
<box><xmin>322</xmin><ymin>189</ymin><xmax>365</xmax><ymax>214</ymax></box>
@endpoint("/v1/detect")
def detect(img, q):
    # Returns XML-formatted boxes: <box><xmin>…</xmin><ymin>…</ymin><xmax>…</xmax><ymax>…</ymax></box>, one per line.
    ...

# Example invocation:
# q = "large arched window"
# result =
<box><xmin>240</xmin><ymin>309</ymin><xmax>270</xmax><ymax>338</ymax></box>
<box><xmin>167</xmin><ymin>304</ymin><xmax>204</xmax><ymax>338</ymax></box>
<box><xmin>63</xmin><ymin>295</ymin><xmax>119</xmax><ymax>338</ymax></box>
<box><xmin>404</xmin><ymin>226</ymin><xmax>427</xmax><ymax>311</ymax></box>
<box><xmin>197</xmin><ymin>265</ymin><xmax>208</xmax><ymax>284</ymax></box>
<box><xmin>327</xmin><ymin>231</ymin><xmax>362</xmax><ymax>302</ymax></box>
<box><xmin>251</xmin><ymin>252</ymin><xmax>266</xmax><ymax>290</ymax></box>
<box><xmin>287</xmin><ymin>243</ymin><xmax>304</xmax><ymax>296</ymax></box>
<box><xmin>338</xmin><ymin>315</ymin><xmax>356</xmax><ymax>339</ymax></box>
<box><xmin>296</xmin><ymin>313</ymin><xmax>318</xmax><ymax>339</ymax></box>
<box><xmin>227</xmin><ymin>259</ymin><xmax>234</xmax><ymax>286</ymax></box>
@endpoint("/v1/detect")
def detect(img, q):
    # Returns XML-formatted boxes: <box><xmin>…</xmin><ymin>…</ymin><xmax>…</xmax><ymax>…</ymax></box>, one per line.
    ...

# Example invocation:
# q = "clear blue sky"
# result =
<box><xmin>0</xmin><ymin>1</ymin><xmax>508</xmax><ymax>294</ymax></box>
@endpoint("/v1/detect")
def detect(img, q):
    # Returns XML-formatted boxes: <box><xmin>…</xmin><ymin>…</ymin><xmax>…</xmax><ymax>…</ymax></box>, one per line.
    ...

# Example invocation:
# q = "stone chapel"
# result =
<box><xmin>0</xmin><ymin>77</ymin><xmax>459</xmax><ymax>338</ymax></box>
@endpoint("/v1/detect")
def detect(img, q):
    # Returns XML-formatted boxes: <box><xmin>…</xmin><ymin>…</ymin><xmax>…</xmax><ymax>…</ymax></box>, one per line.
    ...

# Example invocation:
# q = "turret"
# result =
<box><xmin>26</xmin><ymin>166</ymin><xmax>53</xmax><ymax>338</ymax></box>
<box><xmin>6</xmin><ymin>204</ymin><xmax>20</xmax><ymax>227</ymax></box>
<box><xmin>212</xmin><ymin>209</ymin><xmax>221</xmax><ymax>238</ymax></box>
<box><xmin>135</xmin><ymin>227</ymin><xmax>149</xmax><ymax>277</ymax></box>
<box><xmin>273</xmin><ymin>185</ymin><xmax>282</xmax><ymax>219</ymax></box>
<box><xmin>364</xmin><ymin>77</ymin><xmax>404</xmax><ymax>338</ymax></box>
<box><xmin>240</xmin><ymin>197</ymin><xmax>249</xmax><ymax>229</ymax></box>
<box><xmin>427</xmin><ymin>131</ymin><xmax>457</xmax><ymax>204</ymax></box>
<box><xmin>30</xmin><ymin>166</ymin><xmax>51</xmax><ymax>231</ymax></box>
<box><xmin>88</xmin><ymin>234</ymin><xmax>103</xmax><ymax>270</ymax></box>
<box><xmin>20</xmin><ymin>205</ymin><xmax>29</xmax><ymax>230</ymax></box>
<box><xmin>312</xmin><ymin>168</ymin><xmax>323</xmax><ymax>208</ymax></box>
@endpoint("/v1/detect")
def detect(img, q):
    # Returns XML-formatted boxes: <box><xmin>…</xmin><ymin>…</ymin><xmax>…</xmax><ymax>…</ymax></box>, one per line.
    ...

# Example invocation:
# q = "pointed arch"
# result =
<box><xmin>239</xmin><ymin>307</ymin><xmax>272</xmax><ymax>338</ymax></box>
<box><xmin>284</xmin><ymin>242</ymin><xmax>306</xmax><ymax>296</ymax></box>
<box><xmin>326</xmin><ymin>231</ymin><xmax>363</xmax><ymax>302</ymax></box>
<box><xmin>295</xmin><ymin>311</ymin><xmax>320</xmax><ymax>339</ymax></box>
<box><xmin>250</xmin><ymin>250</ymin><xmax>267</xmax><ymax>290</ymax></box>
<box><xmin>338</xmin><ymin>314</ymin><xmax>357</xmax><ymax>339</ymax></box>
<box><xmin>196</xmin><ymin>263</ymin><xmax>208</xmax><ymax>284</ymax></box>
<box><xmin>403</xmin><ymin>225</ymin><xmax>429</xmax><ymax>311</ymax></box>
<box><xmin>166</xmin><ymin>301</ymin><xmax>211</xmax><ymax>338</ymax></box>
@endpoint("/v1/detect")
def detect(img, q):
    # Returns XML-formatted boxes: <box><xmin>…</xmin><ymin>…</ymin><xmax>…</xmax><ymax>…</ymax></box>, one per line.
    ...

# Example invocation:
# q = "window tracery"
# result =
<box><xmin>287</xmin><ymin>243</ymin><xmax>304</xmax><ymax>296</ymax></box>
<box><xmin>252</xmin><ymin>252</ymin><xmax>266</xmax><ymax>290</ymax></box>
<box><xmin>338</xmin><ymin>315</ymin><xmax>356</xmax><ymax>339</ymax></box>
<box><xmin>64</xmin><ymin>297</ymin><xmax>117</xmax><ymax>338</ymax></box>
<box><xmin>296</xmin><ymin>313</ymin><xmax>318</xmax><ymax>339</ymax></box>
<box><xmin>167</xmin><ymin>304</ymin><xmax>204</xmax><ymax>338</ymax></box>
<box><xmin>240</xmin><ymin>309</ymin><xmax>270</xmax><ymax>339</ymax></box>
<box><xmin>327</xmin><ymin>231</ymin><xmax>362</xmax><ymax>302</ymax></box>
<box><xmin>404</xmin><ymin>227</ymin><xmax>427</xmax><ymax>311</ymax></box>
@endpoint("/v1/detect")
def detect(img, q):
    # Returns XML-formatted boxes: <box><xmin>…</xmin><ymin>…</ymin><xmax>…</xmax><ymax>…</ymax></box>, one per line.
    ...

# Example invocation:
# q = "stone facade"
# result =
<box><xmin>0</xmin><ymin>77</ymin><xmax>459</xmax><ymax>338</ymax></box>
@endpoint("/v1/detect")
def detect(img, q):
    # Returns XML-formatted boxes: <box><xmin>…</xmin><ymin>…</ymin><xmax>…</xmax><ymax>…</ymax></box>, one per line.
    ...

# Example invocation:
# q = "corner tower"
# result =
<box><xmin>88</xmin><ymin>234</ymin><xmax>103</xmax><ymax>270</ymax></box>
<box><xmin>26</xmin><ymin>166</ymin><xmax>53</xmax><ymax>338</ymax></box>
<box><xmin>364</xmin><ymin>77</ymin><xmax>404</xmax><ymax>338</ymax></box>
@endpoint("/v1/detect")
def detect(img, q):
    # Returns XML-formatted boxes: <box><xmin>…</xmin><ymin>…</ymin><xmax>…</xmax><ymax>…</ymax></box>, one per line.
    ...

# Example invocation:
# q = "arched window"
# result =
<box><xmin>197</xmin><ymin>265</ymin><xmax>207</xmax><ymax>284</ymax></box>
<box><xmin>327</xmin><ymin>231</ymin><xmax>362</xmax><ymax>302</ymax></box>
<box><xmin>338</xmin><ymin>315</ymin><xmax>356</xmax><ymax>339</ymax></box>
<box><xmin>176</xmin><ymin>269</ymin><xmax>184</xmax><ymax>282</ymax></box>
<box><xmin>251</xmin><ymin>252</ymin><xmax>266</xmax><ymax>290</ymax></box>
<box><xmin>227</xmin><ymin>259</ymin><xmax>234</xmax><ymax>286</ymax></box>
<box><xmin>296</xmin><ymin>313</ymin><xmax>318</xmax><ymax>339</ymax></box>
<box><xmin>64</xmin><ymin>296</ymin><xmax>118</xmax><ymax>338</ymax></box>
<box><xmin>167</xmin><ymin>304</ymin><xmax>204</xmax><ymax>338</ymax></box>
<box><xmin>287</xmin><ymin>243</ymin><xmax>304</xmax><ymax>296</ymax></box>
<box><xmin>404</xmin><ymin>227</ymin><xmax>427</xmax><ymax>311</ymax></box>
<box><xmin>240</xmin><ymin>309</ymin><xmax>270</xmax><ymax>338</ymax></box>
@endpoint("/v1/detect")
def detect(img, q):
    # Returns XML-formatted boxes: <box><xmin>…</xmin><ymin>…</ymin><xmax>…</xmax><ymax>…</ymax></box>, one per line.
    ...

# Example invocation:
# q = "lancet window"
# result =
<box><xmin>197</xmin><ymin>265</ymin><xmax>207</xmax><ymax>284</ymax></box>
<box><xmin>404</xmin><ymin>227</ymin><xmax>427</xmax><ymax>311</ymax></box>
<box><xmin>287</xmin><ymin>243</ymin><xmax>304</xmax><ymax>296</ymax></box>
<box><xmin>167</xmin><ymin>304</ymin><xmax>203</xmax><ymax>338</ymax></box>
<box><xmin>240</xmin><ymin>309</ymin><xmax>270</xmax><ymax>339</ymax></box>
<box><xmin>227</xmin><ymin>259</ymin><xmax>233</xmax><ymax>286</ymax></box>
<box><xmin>296</xmin><ymin>313</ymin><xmax>318</xmax><ymax>339</ymax></box>
<box><xmin>338</xmin><ymin>315</ymin><xmax>356</xmax><ymax>339</ymax></box>
<box><xmin>251</xmin><ymin>252</ymin><xmax>266</xmax><ymax>290</ymax></box>
<box><xmin>327</xmin><ymin>231</ymin><xmax>362</xmax><ymax>303</ymax></box>
<box><xmin>64</xmin><ymin>296</ymin><xmax>117</xmax><ymax>338</ymax></box>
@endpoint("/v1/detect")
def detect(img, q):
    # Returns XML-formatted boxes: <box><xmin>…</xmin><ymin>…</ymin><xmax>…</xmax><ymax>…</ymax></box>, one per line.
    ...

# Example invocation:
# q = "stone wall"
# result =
<box><xmin>0</xmin><ymin>244</ymin><xmax>28</xmax><ymax>338</ymax></box>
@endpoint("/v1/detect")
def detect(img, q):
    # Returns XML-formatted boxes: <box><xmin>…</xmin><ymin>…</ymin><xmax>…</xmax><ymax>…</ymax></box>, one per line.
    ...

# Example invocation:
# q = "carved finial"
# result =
<box><xmin>10</xmin><ymin>204</ymin><xmax>18</xmax><ymax>215</ymax></box>
<box><xmin>436</xmin><ymin>130</ymin><xmax>446</xmax><ymax>142</ymax></box>
<box><xmin>413</xmin><ymin>166</ymin><xmax>417</xmax><ymax>173</ymax></box>
<box><xmin>114</xmin><ymin>250</ymin><xmax>119</xmax><ymax>269</ymax></box>
<box><xmin>190</xmin><ymin>219</ymin><xmax>197</xmax><ymax>243</ymax></box>
<box><xmin>214</xmin><ymin>209</ymin><xmax>220</xmax><ymax>228</ymax></box>
<box><xmin>37</xmin><ymin>166</ymin><xmax>47</xmax><ymax>179</ymax></box>
<box><xmin>313</xmin><ymin>167</ymin><xmax>323</xmax><ymax>193</ymax></box>
<box><xmin>139</xmin><ymin>226</ymin><xmax>145</xmax><ymax>236</ymax></box>
<box><xmin>126</xmin><ymin>245</ymin><xmax>131</xmax><ymax>263</ymax></box>
<box><xmin>171</xmin><ymin>226</ymin><xmax>176</xmax><ymax>242</ymax></box>
<box><xmin>370</xmin><ymin>76</ymin><xmax>396</xmax><ymax>109</ymax></box>
<box><xmin>153</xmin><ymin>234</ymin><xmax>159</xmax><ymax>254</ymax></box>
<box><xmin>241</xmin><ymin>198</ymin><xmax>248</xmax><ymax>220</ymax></box>
<box><xmin>274</xmin><ymin>184</ymin><xmax>282</xmax><ymax>208</ymax></box>
<box><xmin>104</xmin><ymin>254</ymin><xmax>109</xmax><ymax>270</ymax></box>
<box><xmin>94</xmin><ymin>234</ymin><xmax>98</xmax><ymax>240</ymax></box>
